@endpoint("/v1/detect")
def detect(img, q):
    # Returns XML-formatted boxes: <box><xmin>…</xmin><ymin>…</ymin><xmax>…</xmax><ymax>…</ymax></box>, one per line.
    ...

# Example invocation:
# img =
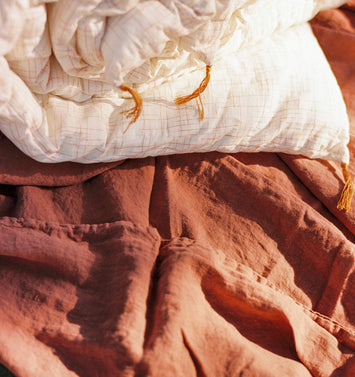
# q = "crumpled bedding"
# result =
<box><xmin>0</xmin><ymin>0</ymin><xmax>350</xmax><ymax>163</ymax></box>
<box><xmin>4</xmin><ymin>0</ymin><xmax>344</xmax><ymax>91</ymax></box>
<box><xmin>0</xmin><ymin>4</ymin><xmax>355</xmax><ymax>377</ymax></box>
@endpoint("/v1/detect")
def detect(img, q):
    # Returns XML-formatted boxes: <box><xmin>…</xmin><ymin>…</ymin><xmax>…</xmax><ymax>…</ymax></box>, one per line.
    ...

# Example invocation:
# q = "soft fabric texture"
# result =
<box><xmin>0</xmin><ymin>0</ymin><xmax>350</xmax><ymax>163</ymax></box>
<box><xmin>0</xmin><ymin>6</ymin><xmax>355</xmax><ymax>377</ymax></box>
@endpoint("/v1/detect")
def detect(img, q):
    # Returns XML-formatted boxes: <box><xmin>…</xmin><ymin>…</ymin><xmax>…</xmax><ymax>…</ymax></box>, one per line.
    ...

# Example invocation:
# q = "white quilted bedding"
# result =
<box><xmin>0</xmin><ymin>0</ymin><xmax>350</xmax><ymax>163</ymax></box>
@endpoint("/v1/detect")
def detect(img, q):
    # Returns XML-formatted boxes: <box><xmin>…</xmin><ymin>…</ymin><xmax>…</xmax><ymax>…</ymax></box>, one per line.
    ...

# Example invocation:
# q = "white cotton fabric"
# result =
<box><xmin>0</xmin><ymin>0</ymin><xmax>350</xmax><ymax>163</ymax></box>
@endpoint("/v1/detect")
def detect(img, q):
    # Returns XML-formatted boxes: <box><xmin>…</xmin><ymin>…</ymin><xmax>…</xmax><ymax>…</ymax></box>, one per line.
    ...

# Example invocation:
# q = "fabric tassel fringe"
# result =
<box><xmin>175</xmin><ymin>65</ymin><xmax>212</xmax><ymax>120</ymax></box>
<box><xmin>337</xmin><ymin>162</ymin><xmax>353</xmax><ymax>212</ymax></box>
<box><xmin>120</xmin><ymin>84</ymin><xmax>142</xmax><ymax>124</ymax></box>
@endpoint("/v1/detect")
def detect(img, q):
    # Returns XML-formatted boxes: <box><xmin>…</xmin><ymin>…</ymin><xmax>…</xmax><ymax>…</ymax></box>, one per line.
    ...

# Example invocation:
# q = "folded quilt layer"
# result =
<box><xmin>0</xmin><ymin>0</ymin><xmax>350</xmax><ymax>163</ymax></box>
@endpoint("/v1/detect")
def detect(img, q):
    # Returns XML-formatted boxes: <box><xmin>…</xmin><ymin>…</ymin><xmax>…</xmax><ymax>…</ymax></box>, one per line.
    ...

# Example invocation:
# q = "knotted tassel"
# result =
<box><xmin>196</xmin><ymin>96</ymin><xmax>204</xmax><ymax>120</ymax></box>
<box><xmin>120</xmin><ymin>84</ymin><xmax>142</xmax><ymax>124</ymax></box>
<box><xmin>337</xmin><ymin>162</ymin><xmax>354</xmax><ymax>212</ymax></box>
<box><xmin>175</xmin><ymin>65</ymin><xmax>212</xmax><ymax>120</ymax></box>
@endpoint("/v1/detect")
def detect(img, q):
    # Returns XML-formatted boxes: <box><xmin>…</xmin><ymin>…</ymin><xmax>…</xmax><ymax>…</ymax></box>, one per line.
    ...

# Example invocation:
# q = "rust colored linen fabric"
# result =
<box><xmin>343</xmin><ymin>0</ymin><xmax>355</xmax><ymax>10</ymax></box>
<box><xmin>0</xmin><ymin>6</ymin><xmax>355</xmax><ymax>377</ymax></box>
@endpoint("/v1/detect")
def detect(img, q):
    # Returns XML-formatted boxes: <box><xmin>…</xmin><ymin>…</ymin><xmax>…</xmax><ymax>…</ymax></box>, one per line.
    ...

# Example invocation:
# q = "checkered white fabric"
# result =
<box><xmin>0</xmin><ymin>0</ymin><xmax>350</xmax><ymax>163</ymax></box>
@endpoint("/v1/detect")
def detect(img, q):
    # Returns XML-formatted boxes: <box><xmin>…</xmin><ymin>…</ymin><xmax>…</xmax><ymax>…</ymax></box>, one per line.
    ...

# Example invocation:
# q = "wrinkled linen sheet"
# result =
<box><xmin>0</xmin><ymin>6</ymin><xmax>355</xmax><ymax>377</ymax></box>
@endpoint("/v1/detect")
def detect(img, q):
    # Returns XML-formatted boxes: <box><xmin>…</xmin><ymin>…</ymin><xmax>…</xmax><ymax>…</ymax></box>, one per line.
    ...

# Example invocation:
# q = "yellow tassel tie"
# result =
<box><xmin>195</xmin><ymin>96</ymin><xmax>204</xmax><ymax>120</ymax></box>
<box><xmin>175</xmin><ymin>65</ymin><xmax>212</xmax><ymax>121</ymax></box>
<box><xmin>337</xmin><ymin>162</ymin><xmax>354</xmax><ymax>212</ymax></box>
<box><xmin>120</xmin><ymin>84</ymin><xmax>142</xmax><ymax>124</ymax></box>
